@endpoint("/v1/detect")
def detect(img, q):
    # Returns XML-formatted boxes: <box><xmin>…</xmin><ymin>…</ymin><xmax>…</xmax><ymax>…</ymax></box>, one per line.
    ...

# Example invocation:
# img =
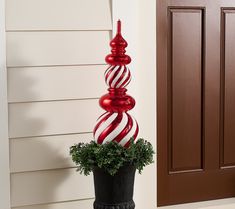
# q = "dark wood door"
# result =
<box><xmin>157</xmin><ymin>0</ymin><xmax>235</xmax><ymax>206</ymax></box>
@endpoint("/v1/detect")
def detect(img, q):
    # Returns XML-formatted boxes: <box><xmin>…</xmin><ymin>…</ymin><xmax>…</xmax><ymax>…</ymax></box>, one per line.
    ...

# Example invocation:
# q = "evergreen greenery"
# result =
<box><xmin>70</xmin><ymin>138</ymin><xmax>154</xmax><ymax>176</ymax></box>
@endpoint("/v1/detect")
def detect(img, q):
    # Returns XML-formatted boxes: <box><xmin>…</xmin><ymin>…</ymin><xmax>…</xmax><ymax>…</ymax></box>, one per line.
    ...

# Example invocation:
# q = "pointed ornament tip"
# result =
<box><xmin>105</xmin><ymin>20</ymin><xmax>131</xmax><ymax>65</ymax></box>
<box><xmin>117</xmin><ymin>20</ymin><xmax>121</xmax><ymax>34</ymax></box>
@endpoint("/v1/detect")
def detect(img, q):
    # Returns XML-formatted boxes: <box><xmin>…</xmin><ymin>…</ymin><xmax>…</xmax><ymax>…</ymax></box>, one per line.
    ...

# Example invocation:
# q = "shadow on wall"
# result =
<box><xmin>8</xmin><ymin>41</ymin><xmax>70</xmax><ymax>207</ymax></box>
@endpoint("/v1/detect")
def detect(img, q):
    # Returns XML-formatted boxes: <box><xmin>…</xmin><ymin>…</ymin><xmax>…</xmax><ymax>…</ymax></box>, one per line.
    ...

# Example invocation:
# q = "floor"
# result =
<box><xmin>160</xmin><ymin>198</ymin><xmax>235</xmax><ymax>209</ymax></box>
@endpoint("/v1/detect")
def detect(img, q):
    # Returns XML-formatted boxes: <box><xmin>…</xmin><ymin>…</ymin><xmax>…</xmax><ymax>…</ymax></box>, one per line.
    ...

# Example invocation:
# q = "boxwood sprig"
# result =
<box><xmin>70</xmin><ymin>138</ymin><xmax>154</xmax><ymax>176</ymax></box>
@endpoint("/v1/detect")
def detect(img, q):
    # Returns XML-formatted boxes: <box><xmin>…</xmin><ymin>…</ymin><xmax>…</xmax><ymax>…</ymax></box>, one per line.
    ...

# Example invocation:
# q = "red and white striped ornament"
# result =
<box><xmin>93</xmin><ymin>20</ymin><xmax>139</xmax><ymax>147</ymax></box>
<box><xmin>94</xmin><ymin>112</ymin><xmax>139</xmax><ymax>147</ymax></box>
<box><xmin>105</xmin><ymin>65</ymin><xmax>131</xmax><ymax>88</ymax></box>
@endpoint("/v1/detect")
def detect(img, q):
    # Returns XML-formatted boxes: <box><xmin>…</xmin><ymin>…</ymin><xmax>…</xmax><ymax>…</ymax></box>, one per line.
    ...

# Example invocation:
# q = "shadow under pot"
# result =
<box><xmin>93</xmin><ymin>165</ymin><xmax>136</xmax><ymax>209</ymax></box>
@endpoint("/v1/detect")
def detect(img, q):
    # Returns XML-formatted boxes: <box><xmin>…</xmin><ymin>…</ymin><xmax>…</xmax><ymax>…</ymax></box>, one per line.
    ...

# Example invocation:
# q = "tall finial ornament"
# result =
<box><xmin>93</xmin><ymin>20</ymin><xmax>139</xmax><ymax>148</ymax></box>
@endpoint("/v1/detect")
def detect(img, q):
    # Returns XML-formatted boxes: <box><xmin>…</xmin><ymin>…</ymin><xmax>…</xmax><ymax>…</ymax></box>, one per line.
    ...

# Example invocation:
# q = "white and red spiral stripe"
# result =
<box><xmin>104</xmin><ymin>65</ymin><xmax>131</xmax><ymax>88</ymax></box>
<box><xmin>93</xmin><ymin>112</ymin><xmax>139</xmax><ymax>147</ymax></box>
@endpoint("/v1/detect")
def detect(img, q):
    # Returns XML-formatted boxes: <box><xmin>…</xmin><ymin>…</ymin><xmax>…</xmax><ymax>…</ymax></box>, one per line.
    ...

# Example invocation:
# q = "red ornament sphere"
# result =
<box><xmin>99</xmin><ymin>88</ymin><xmax>135</xmax><ymax>113</ymax></box>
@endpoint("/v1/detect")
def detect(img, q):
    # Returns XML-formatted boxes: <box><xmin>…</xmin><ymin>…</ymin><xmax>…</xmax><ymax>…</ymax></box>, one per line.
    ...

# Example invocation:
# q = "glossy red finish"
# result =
<box><xmin>93</xmin><ymin>20</ymin><xmax>139</xmax><ymax>147</ymax></box>
<box><xmin>105</xmin><ymin>20</ymin><xmax>131</xmax><ymax>65</ymax></box>
<box><xmin>99</xmin><ymin>88</ymin><xmax>135</xmax><ymax>113</ymax></box>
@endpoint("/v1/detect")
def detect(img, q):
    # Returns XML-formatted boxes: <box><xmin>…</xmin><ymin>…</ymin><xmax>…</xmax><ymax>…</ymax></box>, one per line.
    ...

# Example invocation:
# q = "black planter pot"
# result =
<box><xmin>93</xmin><ymin>165</ymin><xmax>136</xmax><ymax>209</ymax></box>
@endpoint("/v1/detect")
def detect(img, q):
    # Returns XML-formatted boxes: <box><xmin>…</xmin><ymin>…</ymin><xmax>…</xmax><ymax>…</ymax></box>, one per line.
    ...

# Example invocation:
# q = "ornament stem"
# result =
<box><xmin>117</xmin><ymin>20</ymin><xmax>121</xmax><ymax>34</ymax></box>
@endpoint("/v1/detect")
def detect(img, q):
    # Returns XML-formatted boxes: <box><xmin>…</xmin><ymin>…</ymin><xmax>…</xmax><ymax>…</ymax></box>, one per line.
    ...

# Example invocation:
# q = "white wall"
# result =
<box><xmin>135</xmin><ymin>1</ymin><xmax>157</xmax><ymax>209</ymax></box>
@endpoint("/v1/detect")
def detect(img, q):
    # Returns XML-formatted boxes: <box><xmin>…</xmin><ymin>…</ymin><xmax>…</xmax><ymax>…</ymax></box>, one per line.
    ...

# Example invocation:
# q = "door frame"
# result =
<box><xmin>0</xmin><ymin>0</ymin><xmax>11</xmax><ymax>208</ymax></box>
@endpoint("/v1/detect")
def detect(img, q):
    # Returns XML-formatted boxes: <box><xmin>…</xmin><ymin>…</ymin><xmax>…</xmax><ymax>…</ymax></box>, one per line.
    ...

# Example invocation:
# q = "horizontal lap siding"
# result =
<box><xmin>8</xmin><ymin>65</ymin><xmax>107</xmax><ymax>103</ymax></box>
<box><xmin>6</xmin><ymin>0</ymin><xmax>112</xmax><ymax>31</ymax></box>
<box><xmin>9</xmin><ymin>99</ymin><xmax>102</xmax><ymax>138</ymax></box>
<box><xmin>6</xmin><ymin>31</ymin><xmax>110</xmax><ymax>67</ymax></box>
<box><xmin>11</xmin><ymin>168</ymin><xmax>94</xmax><ymax>207</ymax></box>
<box><xmin>12</xmin><ymin>199</ymin><xmax>94</xmax><ymax>209</ymax></box>
<box><xmin>10</xmin><ymin>133</ymin><xmax>93</xmax><ymax>173</ymax></box>
<box><xmin>6</xmin><ymin>0</ymin><xmax>112</xmax><ymax>207</ymax></box>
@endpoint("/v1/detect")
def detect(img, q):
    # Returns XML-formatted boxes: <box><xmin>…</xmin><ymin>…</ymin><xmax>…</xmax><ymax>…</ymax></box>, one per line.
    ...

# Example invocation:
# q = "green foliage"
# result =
<box><xmin>70</xmin><ymin>138</ymin><xmax>154</xmax><ymax>176</ymax></box>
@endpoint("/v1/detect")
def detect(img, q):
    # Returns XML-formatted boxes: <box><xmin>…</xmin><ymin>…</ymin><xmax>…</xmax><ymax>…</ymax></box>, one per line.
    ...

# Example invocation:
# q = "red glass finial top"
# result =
<box><xmin>117</xmin><ymin>19</ymin><xmax>121</xmax><ymax>34</ymax></box>
<box><xmin>105</xmin><ymin>20</ymin><xmax>131</xmax><ymax>65</ymax></box>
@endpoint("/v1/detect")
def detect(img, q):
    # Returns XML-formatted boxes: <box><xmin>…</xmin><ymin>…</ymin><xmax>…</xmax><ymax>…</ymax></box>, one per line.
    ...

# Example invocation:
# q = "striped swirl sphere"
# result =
<box><xmin>93</xmin><ymin>112</ymin><xmax>139</xmax><ymax>147</ymax></box>
<box><xmin>104</xmin><ymin>65</ymin><xmax>131</xmax><ymax>88</ymax></box>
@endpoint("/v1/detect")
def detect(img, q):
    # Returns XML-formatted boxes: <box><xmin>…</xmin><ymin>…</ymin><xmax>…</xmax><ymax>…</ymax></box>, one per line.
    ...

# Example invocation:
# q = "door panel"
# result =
<box><xmin>222</xmin><ymin>9</ymin><xmax>235</xmax><ymax>166</ymax></box>
<box><xmin>157</xmin><ymin>0</ymin><xmax>235</xmax><ymax>206</ymax></box>
<box><xmin>170</xmin><ymin>8</ymin><xmax>203</xmax><ymax>172</ymax></box>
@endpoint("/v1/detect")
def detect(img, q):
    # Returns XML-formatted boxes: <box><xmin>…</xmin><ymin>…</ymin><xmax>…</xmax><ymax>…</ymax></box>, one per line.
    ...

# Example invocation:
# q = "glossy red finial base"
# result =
<box><xmin>105</xmin><ymin>20</ymin><xmax>131</xmax><ymax>65</ymax></box>
<box><xmin>99</xmin><ymin>88</ymin><xmax>135</xmax><ymax>113</ymax></box>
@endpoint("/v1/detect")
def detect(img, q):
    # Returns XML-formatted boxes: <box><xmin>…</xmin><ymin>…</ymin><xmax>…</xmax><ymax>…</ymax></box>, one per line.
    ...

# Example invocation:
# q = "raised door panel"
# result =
<box><xmin>221</xmin><ymin>9</ymin><xmax>235</xmax><ymax>166</ymax></box>
<box><xmin>169</xmin><ymin>8</ymin><xmax>204</xmax><ymax>172</ymax></box>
